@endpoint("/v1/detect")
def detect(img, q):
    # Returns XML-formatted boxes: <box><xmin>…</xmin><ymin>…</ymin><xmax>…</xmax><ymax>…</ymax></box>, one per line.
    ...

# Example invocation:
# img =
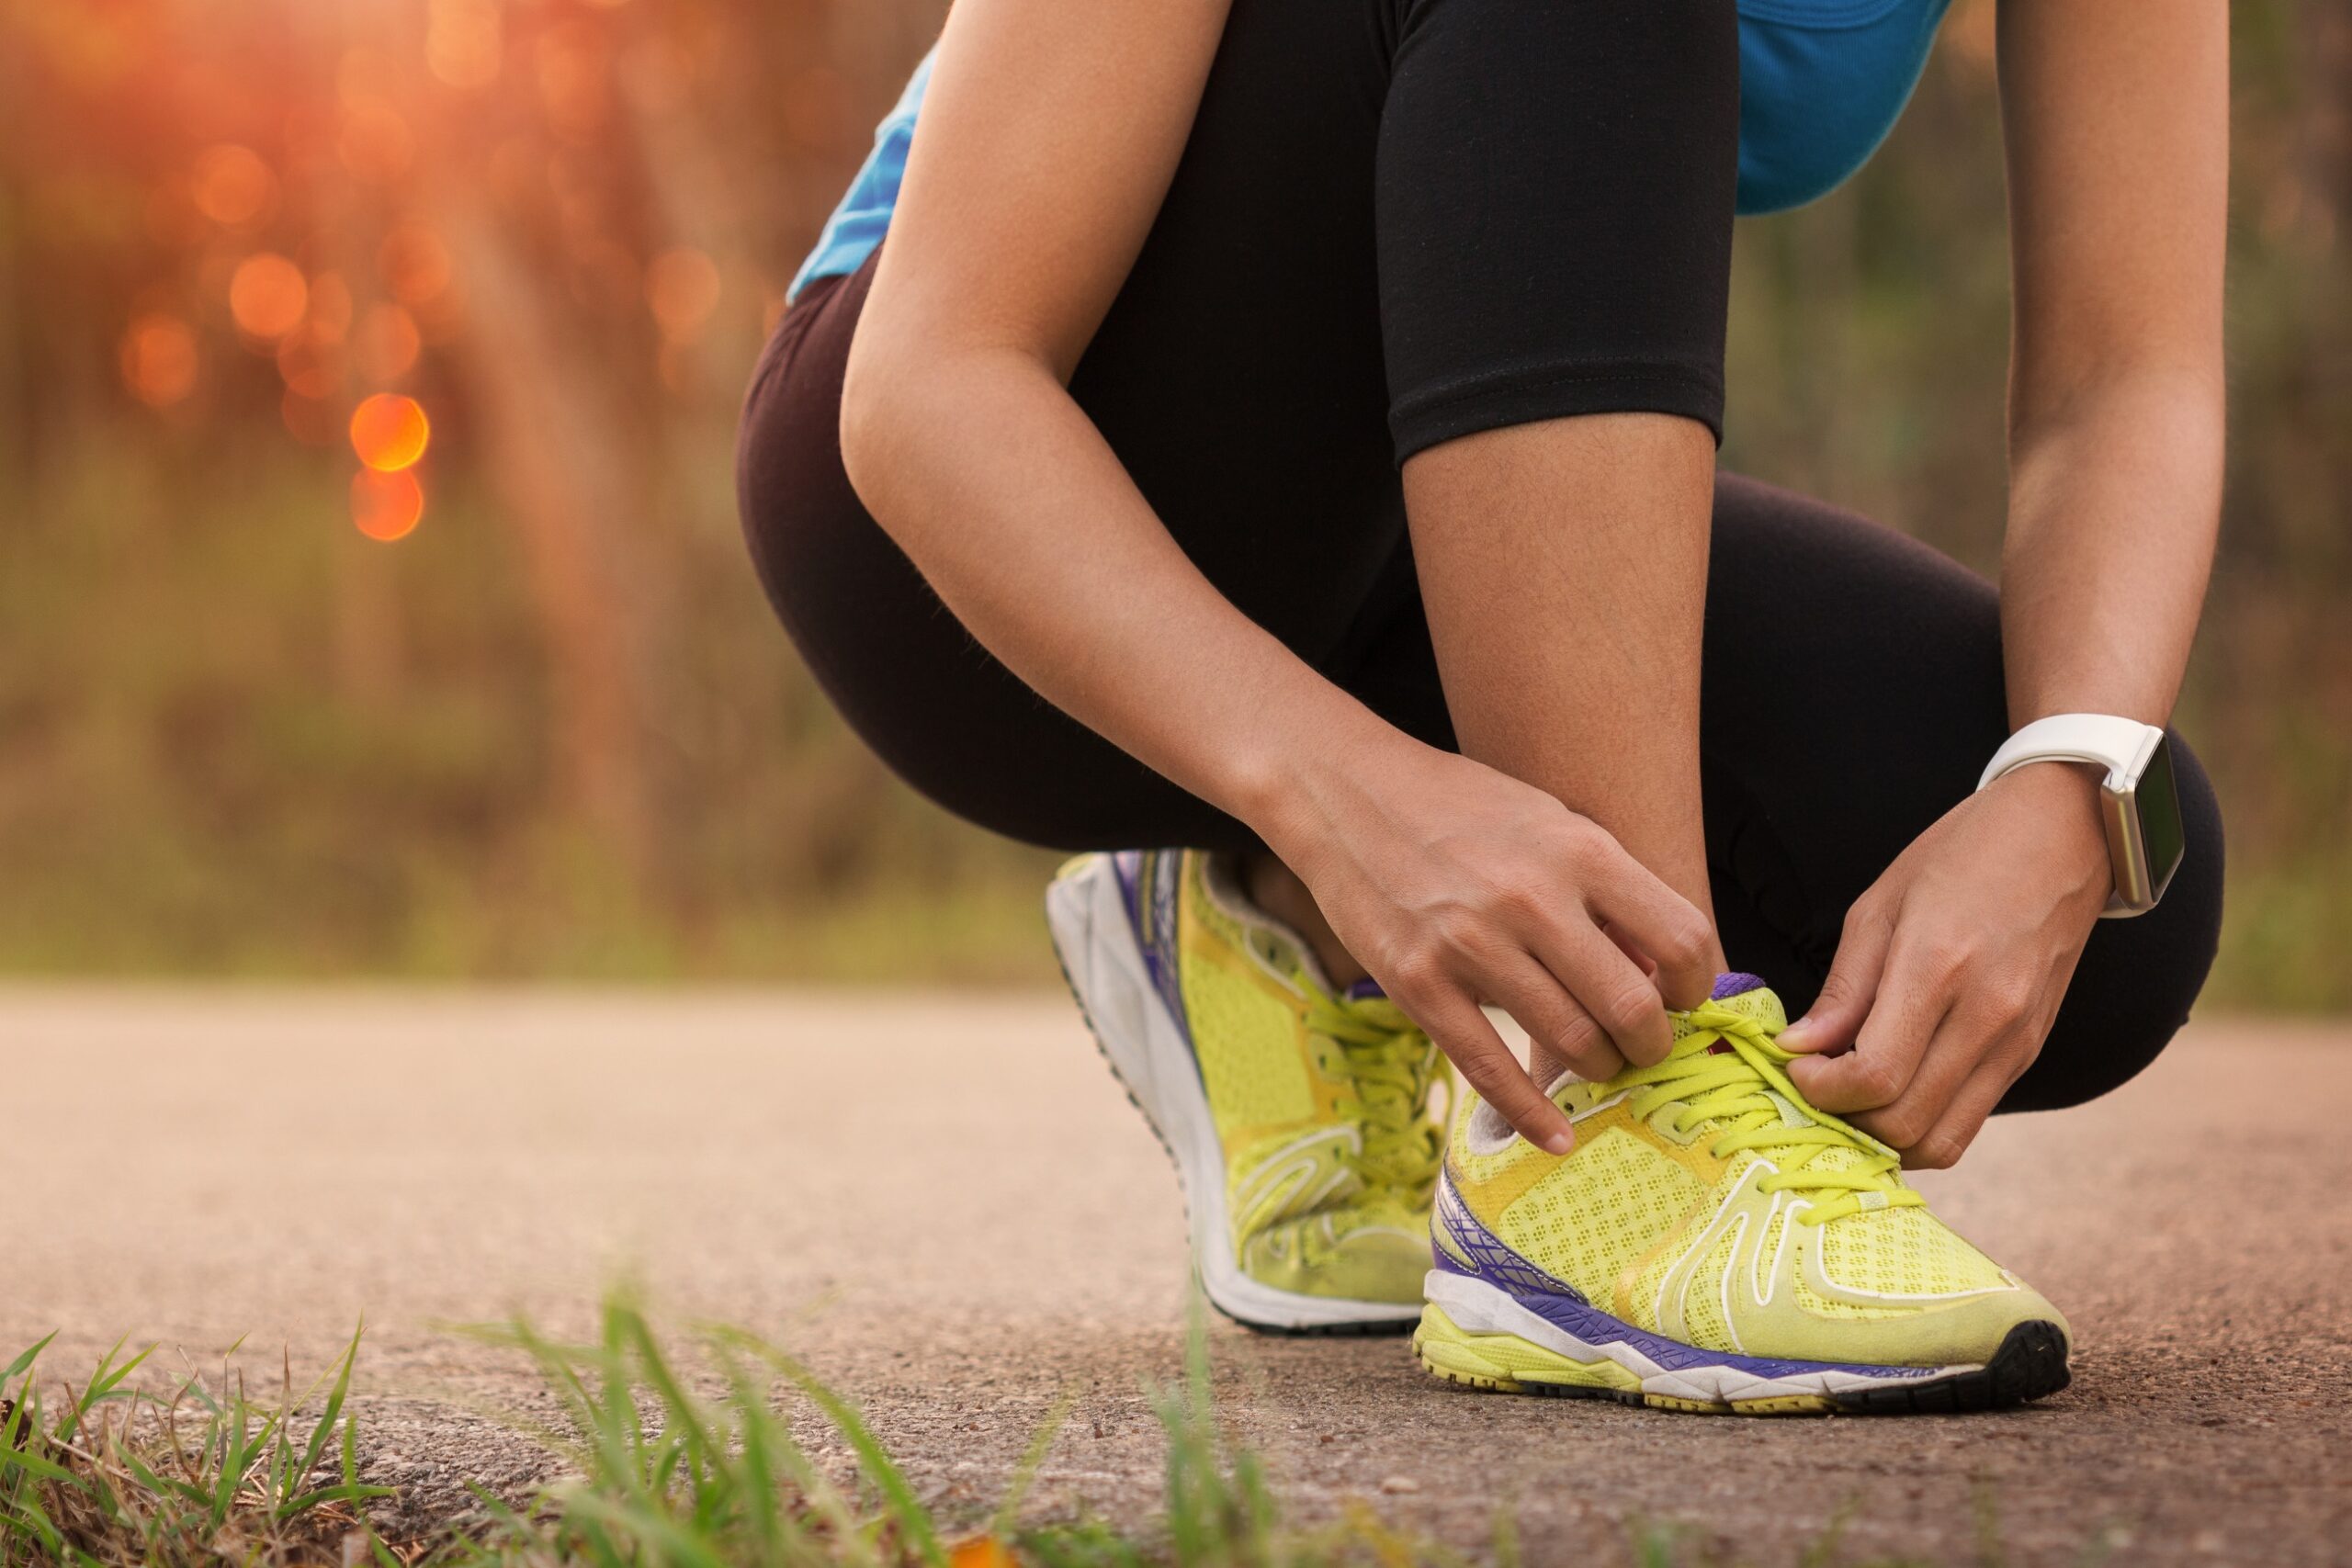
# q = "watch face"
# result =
<box><xmin>2134</xmin><ymin>731</ymin><xmax>2188</xmax><ymax>905</ymax></box>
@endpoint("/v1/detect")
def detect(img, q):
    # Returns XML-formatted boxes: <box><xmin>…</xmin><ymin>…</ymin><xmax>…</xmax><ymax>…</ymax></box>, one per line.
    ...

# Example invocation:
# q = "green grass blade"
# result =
<box><xmin>0</xmin><ymin>1493</ymin><xmax>66</xmax><ymax>1559</ymax></box>
<box><xmin>0</xmin><ymin>1443</ymin><xmax>77</xmax><ymax>1485</ymax></box>
<box><xmin>277</xmin><ymin>1481</ymin><xmax>398</xmax><ymax>1516</ymax></box>
<box><xmin>721</xmin><ymin>1331</ymin><xmax>947</xmax><ymax>1568</ymax></box>
<box><xmin>0</xmin><ymin>1334</ymin><xmax>55</xmax><ymax>1388</ymax></box>
<box><xmin>81</xmin><ymin>1338</ymin><xmax>156</xmax><ymax>1405</ymax></box>
<box><xmin>991</xmin><ymin>1388</ymin><xmax>1076</xmax><ymax>1539</ymax></box>
<box><xmin>620</xmin><ymin>1310</ymin><xmax>713</xmax><ymax>1459</ymax></box>
<box><xmin>119</xmin><ymin>1447</ymin><xmax>214</xmax><ymax>1509</ymax></box>
<box><xmin>296</xmin><ymin>1320</ymin><xmax>367</xmax><ymax>1485</ymax></box>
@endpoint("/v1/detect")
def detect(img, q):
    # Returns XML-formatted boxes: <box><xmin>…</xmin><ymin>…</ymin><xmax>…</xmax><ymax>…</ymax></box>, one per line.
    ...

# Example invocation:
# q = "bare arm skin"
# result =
<box><xmin>1782</xmin><ymin>0</ymin><xmax>2227</xmax><ymax>1166</ymax></box>
<box><xmin>1400</xmin><ymin>413</ymin><xmax>1727</xmax><ymax>1082</ymax></box>
<box><xmin>842</xmin><ymin>0</ymin><xmax>1718</xmax><ymax>1152</ymax></box>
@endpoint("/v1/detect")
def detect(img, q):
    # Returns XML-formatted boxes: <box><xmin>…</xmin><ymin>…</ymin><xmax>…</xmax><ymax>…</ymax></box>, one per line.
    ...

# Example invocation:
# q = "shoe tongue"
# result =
<box><xmin>1698</xmin><ymin>973</ymin><xmax>1787</xmax><ymax>1034</ymax></box>
<box><xmin>1664</xmin><ymin>974</ymin><xmax>1789</xmax><ymax>1064</ymax></box>
<box><xmin>1662</xmin><ymin>976</ymin><xmax>1903</xmax><ymax>1169</ymax></box>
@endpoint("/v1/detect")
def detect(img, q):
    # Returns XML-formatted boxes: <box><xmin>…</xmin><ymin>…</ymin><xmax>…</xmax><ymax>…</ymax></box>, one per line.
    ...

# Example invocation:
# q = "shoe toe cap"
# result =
<box><xmin>1744</xmin><ymin>1283</ymin><xmax>2071</xmax><ymax>1371</ymax></box>
<box><xmin>1238</xmin><ymin>1214</ymin><xmax>1430</xmax><ymax>1306</ymax></box>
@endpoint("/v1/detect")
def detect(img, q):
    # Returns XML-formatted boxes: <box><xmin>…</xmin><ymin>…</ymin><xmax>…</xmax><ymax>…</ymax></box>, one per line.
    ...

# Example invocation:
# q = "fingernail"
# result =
<box><xmin>1541</xmin><ymin>1130</ymin><xmax>1574</xmax><ymax>1156</ymax></box>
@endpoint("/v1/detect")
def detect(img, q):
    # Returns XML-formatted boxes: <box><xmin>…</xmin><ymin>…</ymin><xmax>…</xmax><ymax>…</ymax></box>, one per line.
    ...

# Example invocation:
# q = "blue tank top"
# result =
<box><xmin>790</xmin><ymin>0</ymin><xmax>1951</xmax><ymax>301</ymax></box>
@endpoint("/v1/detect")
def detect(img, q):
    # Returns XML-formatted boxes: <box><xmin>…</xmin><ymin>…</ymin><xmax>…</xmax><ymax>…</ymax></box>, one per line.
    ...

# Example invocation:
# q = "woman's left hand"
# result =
<box><xmin>1778</xmin><ymin>763</ymin><xmax>2114</xmax><ymax>1168</ymax></box>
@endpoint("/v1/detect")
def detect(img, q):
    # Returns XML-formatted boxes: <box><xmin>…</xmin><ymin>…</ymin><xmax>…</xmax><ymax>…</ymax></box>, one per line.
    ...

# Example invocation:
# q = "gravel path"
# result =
<box><xmin>7</xmin><ymin>989</ymin><xmax>2347</xmax><ymax>1564</ymax></box>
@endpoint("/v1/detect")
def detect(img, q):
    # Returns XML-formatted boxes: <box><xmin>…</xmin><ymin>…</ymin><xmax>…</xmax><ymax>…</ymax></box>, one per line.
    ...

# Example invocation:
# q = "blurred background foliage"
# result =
<box><xmin>0</xmin><ymin>0</ymin><xmax>2344</xmax><ymax>1003</ymax></box>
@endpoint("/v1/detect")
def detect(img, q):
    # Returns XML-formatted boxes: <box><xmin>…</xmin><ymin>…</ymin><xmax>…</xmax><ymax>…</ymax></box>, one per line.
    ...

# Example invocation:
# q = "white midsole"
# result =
<box><xmin>1422</xmin><ymin>1270</ymin><xmax>1976</xmax><ymax>1404</ymax></box>
<box><xmin>1046</xmin><ymin>854</ymin><xmax>1419</xmax><ymax>1330</ymax></box>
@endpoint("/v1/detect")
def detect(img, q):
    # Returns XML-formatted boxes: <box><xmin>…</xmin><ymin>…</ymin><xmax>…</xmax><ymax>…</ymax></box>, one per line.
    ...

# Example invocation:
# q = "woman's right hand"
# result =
<box><xmin>1265</xmin><ymin>738</ymin><xmax>1720</xmax><ymax>1154</ymax></box>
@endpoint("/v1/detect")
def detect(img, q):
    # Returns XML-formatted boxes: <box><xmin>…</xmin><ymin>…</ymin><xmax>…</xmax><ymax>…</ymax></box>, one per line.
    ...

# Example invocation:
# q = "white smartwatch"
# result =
<box><xmin>1977</xmin><ymin>715</ymin><xmax>2185</xmax><ymax>919</ymax></box>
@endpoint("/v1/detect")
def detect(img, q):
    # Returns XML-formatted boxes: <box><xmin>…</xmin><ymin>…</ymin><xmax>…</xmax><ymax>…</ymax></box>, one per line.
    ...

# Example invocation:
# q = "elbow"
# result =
<box><xmin>840</xmin><ymin>326</ymin><xmax>1055</xmax><ymax>536</ymax></box>
<box><xmin>2009</xmin><ymin>356</ymin><xmax>2223</xmax><ymax>453</ymax></box>
<box><xmin>2007</xmin><ymin>362</ymin><xmax>2225</xmax><ymax>493</ymax></box>
<box><xmin>837</xmin><ymin>326</ymin><xmax>909</xmax><ymax>524</ymax></box>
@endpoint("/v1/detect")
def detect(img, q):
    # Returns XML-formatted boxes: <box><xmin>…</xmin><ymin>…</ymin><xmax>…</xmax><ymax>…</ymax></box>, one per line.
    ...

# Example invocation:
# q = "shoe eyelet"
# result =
<box><xmin>1646</xmin><ymin>1103</ymin><xmax>1706</xmax><ymax>1147</ymax></box>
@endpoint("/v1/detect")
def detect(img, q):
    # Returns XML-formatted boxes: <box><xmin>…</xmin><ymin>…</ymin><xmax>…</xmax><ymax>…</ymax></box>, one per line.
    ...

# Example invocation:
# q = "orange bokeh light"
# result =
<box><xmin>352</xmin><ymin>468</ymin><xmax>424</xmax><ymax>542</ymax></box>
<box><xmin>537</xmin><ymin>21</ymin><xmax>613</xmax><ymax>141</ymax></box>
<box><xmin>121</xmin><ymin>314</ymin><xmax>199</xmax><ymax>407</ymax></box>
<box><xmin>427</xmin><ymin>0</ymin><xmax>503</xmax><ymax>89</ymax></box>
<box><xmin>350</xmin><ymin>393</ymin><xmax>430</xmax><ymax>471</ymax></box>
<box><xmin>338</xmin><ymin>96</ymin><xmax>416</xmax><ymax>184</ymax></box>
<box><xmin>646</xmin><ymin>246</ymin><xmax>720</xmax><ymax>341</ymax></box>
<box><xmin>277</xmin><ymin>326</ymin><xmax>342</xmax><ymax>400</ymax></box>
<box><xmin>946</xmin><ymin>1539</ymin><xmax>1015</xmax><ymax>1568</ymax></box>
<box><xmin>308</xmin><ymin>272</ymin><xmax>356</xmax><ymax>344</ymax></box>
<box><xmin>229</xmin><ymin>253</ymin><xmax>309</xmax><ymax>340</ymax></box>
<box><xmin>379</xmin><ymin>223</ymin><xmax>455</xmax><ymax>309</ymax></box>
<box><xmin>353</xmin><ymin>303</ymin><xmax>423</xmax><ymax>383</ymax></box>
<box><xmin>281</xmin><ymin>388</ymin><xmax>336</xmax><ymax>446</ymax></box>
<box><xmin>191</xmin><ymin>144</ymin><xmax>277</xmax><ymax>228</ymax></box>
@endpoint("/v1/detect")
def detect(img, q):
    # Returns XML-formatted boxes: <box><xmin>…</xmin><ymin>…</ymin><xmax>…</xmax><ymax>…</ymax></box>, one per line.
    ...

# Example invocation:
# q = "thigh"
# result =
<box><xmin>1071</xmin><ymin>0</ymin><xmax>1407</xmax><ymax>661</ymax></box>
<box><xmin>738</xmin><ymin>0</ymin><xmax>1408</xmax><ymax>851</ymax></box>
<box><xmin>739</xmin><ymin>260</ymin><xmax>1246</xmax><ymax>851</ymax></box>
<box><xmin>1699</xmin><ymin>473</ymin><xmax>2224</xmax><ymax>1111</ymax></box>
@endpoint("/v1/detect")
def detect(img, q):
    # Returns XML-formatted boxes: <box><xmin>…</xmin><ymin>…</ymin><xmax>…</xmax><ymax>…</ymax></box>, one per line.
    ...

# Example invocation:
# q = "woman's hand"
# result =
<box><xmin>1784</xmin><ymin>0</ymin><xmax>2223</xmax><ymax>1171</ymax></box>
<box><xmin>1264</xmin><ymin>738</ymin><xmax>1719</xmax><ymax>1155</ymax></box>
<box><xmin>1780</xmin><ymin>764</ymin><xmax>2113</xmax><ymax>1168</ymax></box>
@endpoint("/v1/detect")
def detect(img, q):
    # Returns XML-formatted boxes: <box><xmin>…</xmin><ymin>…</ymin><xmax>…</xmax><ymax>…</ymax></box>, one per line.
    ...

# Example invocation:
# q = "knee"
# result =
<box><xmin>2007</xmin><ymin>730</ymin><xmax>2224</xmax><ymax>1112</ymax></box>
<box><xmin>2133</xmin><ymin>729</ymin><xmax>2227</xmax><ymax>1045</ymax></box>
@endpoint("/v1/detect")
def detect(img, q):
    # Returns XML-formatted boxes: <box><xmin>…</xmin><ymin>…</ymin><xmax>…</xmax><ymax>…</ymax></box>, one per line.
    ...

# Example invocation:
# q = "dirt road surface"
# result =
<box><xmin>7</xmin><ymin>990</ymin><xmax>2348</xmax><ymax>1565</ymax></box>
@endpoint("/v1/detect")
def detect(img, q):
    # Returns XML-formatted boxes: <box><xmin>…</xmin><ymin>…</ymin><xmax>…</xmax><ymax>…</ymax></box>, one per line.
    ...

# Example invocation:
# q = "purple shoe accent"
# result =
<box><xmin>1110</xmin><ymin>850</ymin><xmax>1146</xmax><ymax>929</ymax></box>
<box><xmin>1711</xmin><ymin>971</ymin><xmax>1770</xmax><ymax>1000</ymax></box>
<box><xmin>1434</xmin><ymin>1176</ymin><xmax>1941</xmax><ymax>1382</ymax></box>
<box><xmin>1435</xmin><ymin>1177</ymin><xmax>1584</xmax><ymax>1301</ymax></box>
<box><xmin>1343</xmin><ymin>977</ymin><xmax>1387</xmax><ymax>1002</ymax></box>
<box><xmin>1112</xmin><ymin>851</ymin><xmax>1193</xmax><ymax>1047</ymax></box>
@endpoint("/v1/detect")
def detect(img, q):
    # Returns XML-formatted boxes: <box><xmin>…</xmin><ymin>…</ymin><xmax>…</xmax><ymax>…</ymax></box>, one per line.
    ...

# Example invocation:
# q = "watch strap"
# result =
<box><xmin>1977</xmin><ymin>714</ymin><xmax>2164</xmax><ymax>794</ymax></box>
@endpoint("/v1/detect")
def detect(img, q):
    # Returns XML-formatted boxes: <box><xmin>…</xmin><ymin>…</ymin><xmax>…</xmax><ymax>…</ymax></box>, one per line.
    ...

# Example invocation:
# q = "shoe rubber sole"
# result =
<box><xmin>1414</xmin><ymin>1271</ymin><xmax>2070</xmax><ymax>1416</ymax></box>
<box><xmin>1046</xmin><ymin>853</ymin><xmax>1420</xmax><ymax>1337</ymax></box>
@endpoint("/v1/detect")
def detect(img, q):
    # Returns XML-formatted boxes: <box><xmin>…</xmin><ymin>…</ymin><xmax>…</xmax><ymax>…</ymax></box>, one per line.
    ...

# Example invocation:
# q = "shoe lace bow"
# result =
<box><xmin>1617</xmin><ymin>999</ymin><xmax>1924</xmax><ymax>1226</ymax></box>
<box><xmin>1302</xmin><ymin>982</ymin><xmax>1447</xmax><ymax>1200</ymax></box>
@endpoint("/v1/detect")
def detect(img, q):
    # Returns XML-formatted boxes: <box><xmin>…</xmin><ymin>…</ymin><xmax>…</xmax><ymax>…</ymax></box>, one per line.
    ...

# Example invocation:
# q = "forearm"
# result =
<box><xmin>2000</xmin><ymin>367</ymin><xmax>2222</xmax><ymax>728</ymax></box>
<box><xmin>841</xmin><ymin>346</ymin><xmax>1396</xmax><ymax>836</ymax></box>
<box><xmin>1402</xmin><ymin>414</ymin><xmax>1721</xmax><ymax>927</ymax></box>
<box><xmin>1995</xmin><ymin>0</ymin><xmax>2224</xmax><ymax>733</ymax></box>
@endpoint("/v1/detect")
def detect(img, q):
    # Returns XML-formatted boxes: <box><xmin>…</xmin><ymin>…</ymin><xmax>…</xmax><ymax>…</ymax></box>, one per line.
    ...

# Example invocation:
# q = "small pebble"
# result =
<box><xmin>1379</xmin><ymin>1475</ymin><xmax>1419</xmax><ymax>1495</ymax></box>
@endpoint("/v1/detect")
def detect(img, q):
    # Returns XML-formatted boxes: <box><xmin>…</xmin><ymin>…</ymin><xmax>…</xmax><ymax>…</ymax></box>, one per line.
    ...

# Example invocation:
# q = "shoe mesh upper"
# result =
<box><xmin>1179</xmin><ymin>880</ymin><xmax>1317</xmax><ymax>1134</ymax></box>
<box><xmin>1626</xmin><ymin>1210</ymin><xmax>1690</xmax><ymax>1330</ymax></box>
<box><xmin>1815</xmin><ymin>1202</ymin><xmax>2011</xmax><ymax>1298</ymax></box>
<box><xmin>1791</xmin><ymin>1270</ymin><xmax>1912</xmax><ymax>1321</ymax></box>
<box><xmin>1679</xmin><ymin>1219</ymin><xmax>1743</xmax><ymax>1346</ymax></box>
<box><xmin>1498</xmin><ymin>1126</ymin><xmax>1702</xmax><ymax>1304</ymax></box>
<box><xmin>1166</xmin><ymin>851</ymin><xmax>1440</xmax><ymax>1307</ymax></box>
<box><xmin>1437</xmin><ymin>978</ymin><xmax>2065</xmax><ymax>1364</ymax></box>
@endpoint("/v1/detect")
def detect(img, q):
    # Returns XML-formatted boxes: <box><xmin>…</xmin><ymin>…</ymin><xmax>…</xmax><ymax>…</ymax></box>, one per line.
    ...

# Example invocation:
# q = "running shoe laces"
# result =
<box><xmin>1614</xmin><ymin>998</ymin><xmax>1923</xmax><ymax>1226</ymax></box>
<box><xmin>1302</xmin><ymin>981</ymin><xmax>1447</xmax><ymax>1199</ymax></box>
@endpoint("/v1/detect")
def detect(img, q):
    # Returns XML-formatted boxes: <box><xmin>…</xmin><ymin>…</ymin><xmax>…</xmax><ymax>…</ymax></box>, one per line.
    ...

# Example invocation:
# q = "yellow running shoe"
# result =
<box><xmin>1416</xmin><ymin>975</ymin><xmax>2071</xmax><ymax>1413</ymax></box>
<box><xmin>1046</xmin><ymin>850</ymin><xmax>1444</xmax><ymax>1333</ymax></box>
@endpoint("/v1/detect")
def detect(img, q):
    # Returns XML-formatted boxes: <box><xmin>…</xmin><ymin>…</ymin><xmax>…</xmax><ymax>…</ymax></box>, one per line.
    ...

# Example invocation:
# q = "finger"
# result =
<box><xmin>1513</xmin><ymin>902</ymin><xmax>1672</xmax><ymax>1068</ymax></box>
<box><xmin>1479</xmin><ymin>953</ymin><xmax>1628</xmax><ymax>1086</ymax></box>
<box><xmin>1897</xmin><ymin>1052</ymin><xmax>2021</xmax><ymax>1170</ymax></box>
<box><xmin>1784</xmin><ymin>939</ymin><xmax>1948</xmax><ymax>1113</ymax></box>
<box><xmin>1779</xmin><ymin>899</ymin><xmax>1894</xmax><ymax>1055</ymax></box>
<box><xmin>1852</xmin><ymin>995</ymin><xmax>2006</xmax><ymax>1153</ymax></box>
<box><xmin>1600</xmin><ymin>921</ymin><xmax>1657</xmax><ymax>979</ymax></box>
<box><xmin>1572</xmin><ymin>829</ymin><xmax>1717</xmax><ymax>1010</ymax></box>
<box><xmin>1404</xmin><ymin>986</ymin><xmax>1576</xmax><ymax>1155</ymax></box>
<box><xmin>1569</xmin><ymin>921</ymin><xmax>1680</xmax><ymax>1066</ymax></box>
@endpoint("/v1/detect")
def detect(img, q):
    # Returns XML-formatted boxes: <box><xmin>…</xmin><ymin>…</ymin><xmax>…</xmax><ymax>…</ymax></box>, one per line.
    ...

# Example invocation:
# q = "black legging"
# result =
<box><xmin>736</xmin><ymin>0</ymin><xmax>2223</xmax><ymax>1113</ymax></box>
